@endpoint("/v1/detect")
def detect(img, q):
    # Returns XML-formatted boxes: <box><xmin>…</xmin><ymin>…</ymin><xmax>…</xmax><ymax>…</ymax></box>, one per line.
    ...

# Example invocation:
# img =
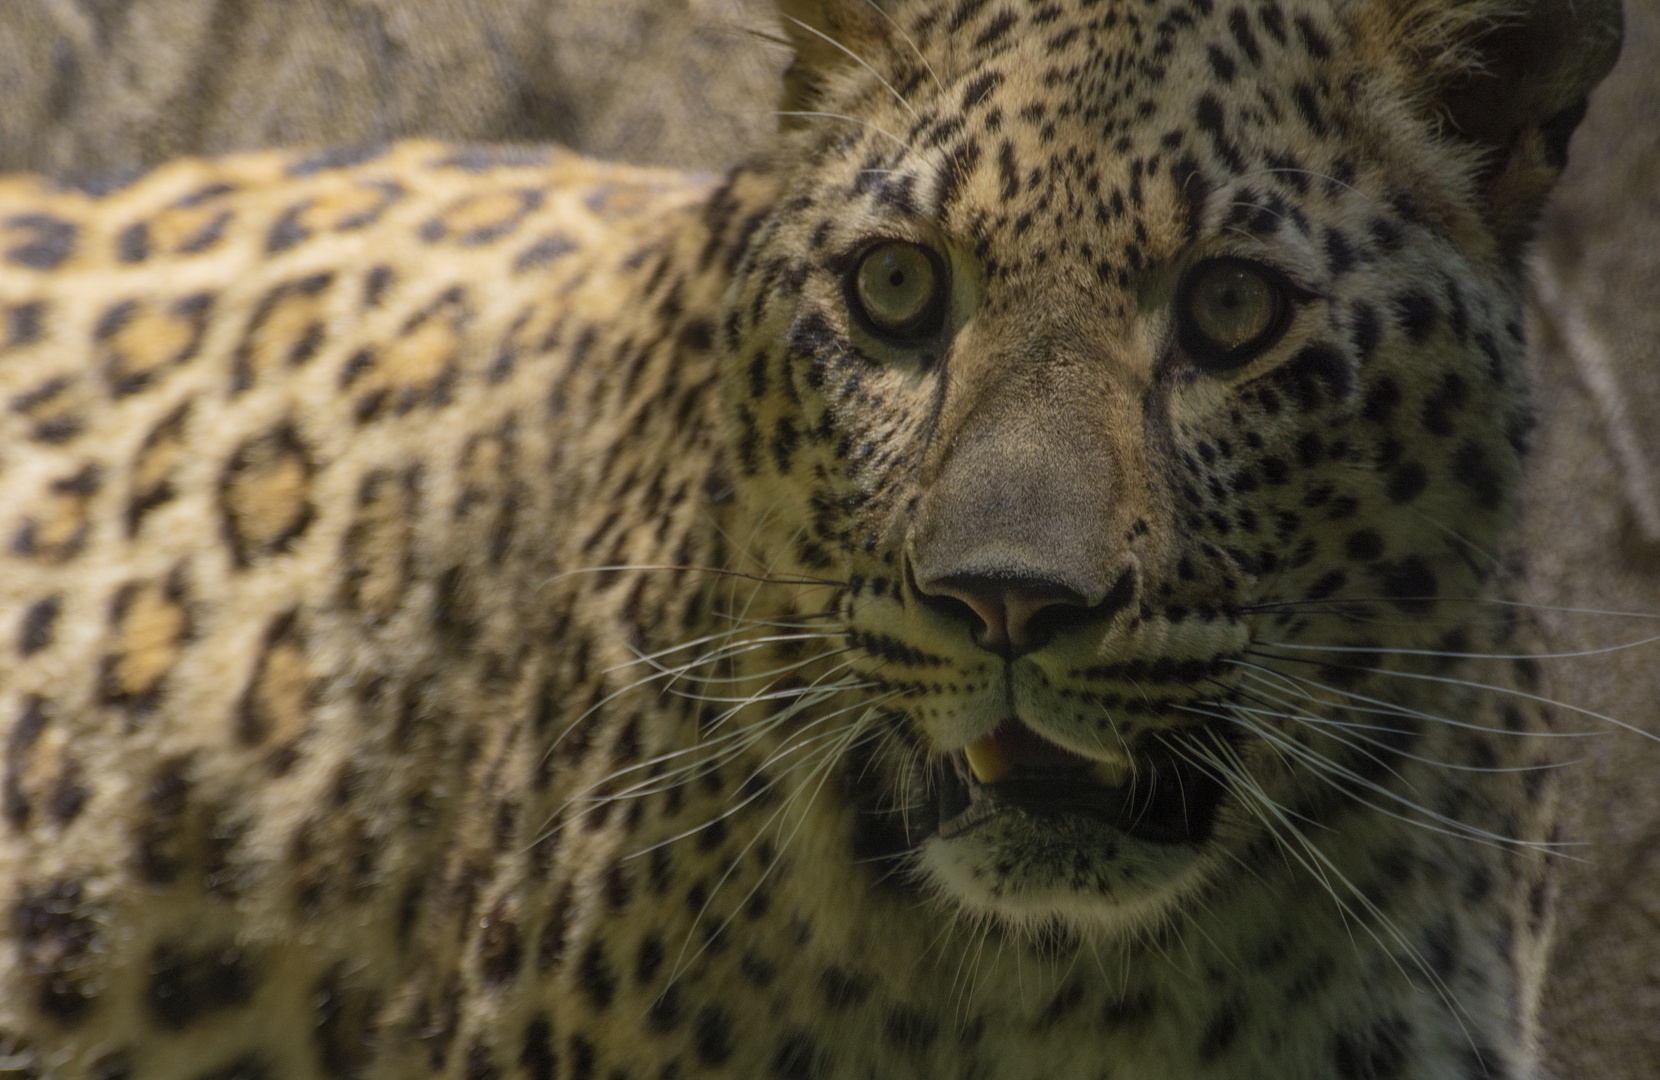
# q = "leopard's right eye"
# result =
<box><xmin>849</xmin><ymin>241</ymin><xmax>949</xmax><ymax>343</ymax></box>
<box><xmin>1177</xmin><ymin>257</ymin><xmax>1293</xmax><ymax>371</ymax></box>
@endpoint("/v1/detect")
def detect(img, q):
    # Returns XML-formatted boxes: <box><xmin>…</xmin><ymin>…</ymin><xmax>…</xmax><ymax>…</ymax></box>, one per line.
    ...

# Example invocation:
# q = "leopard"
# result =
<box><xmin>0</xmin><ymin>0</ymin><xmax>1625</xmax><ymax>1077</ymax></box>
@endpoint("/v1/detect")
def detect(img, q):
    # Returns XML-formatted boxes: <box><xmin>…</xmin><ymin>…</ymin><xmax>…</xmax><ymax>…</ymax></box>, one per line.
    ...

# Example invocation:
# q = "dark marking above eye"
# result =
<box><xmin>973</xmin><ymin>11</ymin><xmax>1019</xmax><ymax>49</ymax></box>
<box><xmin>961</xmin><ymin>71</ymin><xmax>1003</xmax><ymax>109</ymax></box>
<box><xmin>1258</xmin><ymin>3</ymin><xmax>1287</xmax><ymax>43</ymax></box>
<box><xmin>1293</xmin><ymin>15</ymin><xmax>1331</xmax><ymax>59</ymax></box>
<box><xmin>1228</xmin><ymin>7</ymin><xmax>1263</xmax><ymax>63</ymax></box>
<box><xmin>1291</xmin><ymin>82</ymin><xmax>1327</xmax><ymax>137</ymax></box>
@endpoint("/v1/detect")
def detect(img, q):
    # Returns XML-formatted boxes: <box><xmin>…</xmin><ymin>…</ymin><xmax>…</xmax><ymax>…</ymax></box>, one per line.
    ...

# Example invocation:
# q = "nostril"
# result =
<box><xmin>1020</xmin><ymin>599</ymin><xmax>1094</xmax><ymax>651</ymax></box>
<box><xmin>925</xmin><ymin>592</ymin><xmax>991</xmax><ymax>641</ymax></box>
<box><xmin>914</xmin><ymin>570</ymin><xmax>1093</xmax><ymax>656</ymax></box>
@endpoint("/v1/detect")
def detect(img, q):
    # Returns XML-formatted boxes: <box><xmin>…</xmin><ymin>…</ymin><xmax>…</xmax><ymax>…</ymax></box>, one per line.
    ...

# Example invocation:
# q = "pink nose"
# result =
<box><xmin>917</xmin><ymin>574</ymin><xmax>1090</xmax><ymax>656</ymax></box>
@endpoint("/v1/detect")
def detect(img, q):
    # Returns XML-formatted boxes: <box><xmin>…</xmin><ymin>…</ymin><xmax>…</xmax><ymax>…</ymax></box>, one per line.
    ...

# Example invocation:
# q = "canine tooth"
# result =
<box><xmin>1092</xmin><ymin>758</ymin><xmax>1132</xmax><ymax>787</ymax></box>
<box><xmin>964</xmin><ymin>736</ymin><xmax>1011</xmax><ymax>784</ymax></box>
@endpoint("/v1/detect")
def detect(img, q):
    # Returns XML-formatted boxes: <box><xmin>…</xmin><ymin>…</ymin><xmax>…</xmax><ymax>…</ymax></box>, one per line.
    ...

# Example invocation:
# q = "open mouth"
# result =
<box><xmin>934</xmin><ymin>720</ymin><xmax>1227</xmax><ymax>845</ymax></box>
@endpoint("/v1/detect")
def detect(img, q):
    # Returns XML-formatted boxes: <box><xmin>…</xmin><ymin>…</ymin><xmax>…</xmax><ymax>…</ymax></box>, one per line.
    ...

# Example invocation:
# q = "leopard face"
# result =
<box><xmin>721</xmin><ymin>0</ymin><xmax>1614</xmax><ymax>939</ymax></box>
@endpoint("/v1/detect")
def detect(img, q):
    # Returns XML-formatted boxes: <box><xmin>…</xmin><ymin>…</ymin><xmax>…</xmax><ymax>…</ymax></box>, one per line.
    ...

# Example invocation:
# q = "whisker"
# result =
<box><xmin>780</xmin><ymin>15</ymin><xmax>921</xmax><ymax>120</ymax></box>
<box><xmin>1249</xmin><ymin>634</ymin><xmax>1660</xmax><ymax>662</ymax></box>
<box><xmin>1242</xmin><ymin>649</ymin><xmax>1660</xmax><ymax>744</ymax></box>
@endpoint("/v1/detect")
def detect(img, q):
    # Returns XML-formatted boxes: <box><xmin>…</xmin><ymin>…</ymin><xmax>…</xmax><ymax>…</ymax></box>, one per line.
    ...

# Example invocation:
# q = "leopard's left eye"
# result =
<box><xmin>1178</xmin><ymin>258</ymin><xmax>1292</xmax><ymax>370</ymax></box>
<box><xmin>850</xmin><ymin>241</ymin><xmax>948</xmax><ymax>342</ymax></box>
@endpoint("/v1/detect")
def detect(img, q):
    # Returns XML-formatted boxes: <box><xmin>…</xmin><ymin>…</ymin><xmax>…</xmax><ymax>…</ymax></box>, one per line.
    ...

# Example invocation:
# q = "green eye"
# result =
<box><xmin>851</xmin><ymin>241</ymin><xmax>947</xmax><ymax>341</ymax></box>
<box><xmin>1178</xmin><ymin>258</ymin><xmax>1291</xmax><ymax>369</ymax></box>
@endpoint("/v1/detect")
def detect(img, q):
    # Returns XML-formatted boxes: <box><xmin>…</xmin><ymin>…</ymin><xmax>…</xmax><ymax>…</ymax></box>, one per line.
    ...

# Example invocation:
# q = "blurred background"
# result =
<box><xmin>2</xmin><ymin>1</ymin><xmax>1656</xmax><ymax>1074</ymax></box>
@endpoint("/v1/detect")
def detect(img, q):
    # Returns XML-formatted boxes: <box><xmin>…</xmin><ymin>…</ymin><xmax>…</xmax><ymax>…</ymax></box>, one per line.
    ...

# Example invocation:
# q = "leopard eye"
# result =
<box><xmin>1178</xmin><ymin>258</ymin><xmax>1291</xmax><ymax>369</ymax></box>
<box><xmin>851</xmin><ymin>241</ymin><xmax>948</xmax><ymax>342</ymax></box>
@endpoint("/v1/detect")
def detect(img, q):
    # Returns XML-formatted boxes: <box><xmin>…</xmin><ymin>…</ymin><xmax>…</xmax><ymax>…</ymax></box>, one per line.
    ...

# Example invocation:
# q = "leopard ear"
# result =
<box><xmin>1368</xmin><ymin>0</ymin><xmax>1622</xmax><ymax>255</ymax></box>
<box><xmin>773</xmin><ymin>0</ymin><xmax>900</xmax><ymax>121</ymax></box>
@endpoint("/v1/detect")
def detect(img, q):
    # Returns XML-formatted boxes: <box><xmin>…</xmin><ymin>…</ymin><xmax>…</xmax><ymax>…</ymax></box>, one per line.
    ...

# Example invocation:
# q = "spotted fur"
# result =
<box><xmin>0</xmin><ymin>2</ymin><xmax>1621</xmax><ymax>1078</ymax></box>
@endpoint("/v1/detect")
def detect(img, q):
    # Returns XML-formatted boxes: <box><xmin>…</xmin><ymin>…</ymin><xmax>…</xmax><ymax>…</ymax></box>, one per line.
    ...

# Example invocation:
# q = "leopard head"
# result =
<box><xmin>718</xmin><ymin>0</ymin><xmax>1619</xmax><ymax>936</ymax></box>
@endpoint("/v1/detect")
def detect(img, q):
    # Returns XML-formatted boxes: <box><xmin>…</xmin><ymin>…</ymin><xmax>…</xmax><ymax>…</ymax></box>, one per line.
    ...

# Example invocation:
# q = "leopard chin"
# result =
<box><xmin>907</xmin><ymin>713</ymin><xmax>1232</xmax><ymax>934</ymax></box>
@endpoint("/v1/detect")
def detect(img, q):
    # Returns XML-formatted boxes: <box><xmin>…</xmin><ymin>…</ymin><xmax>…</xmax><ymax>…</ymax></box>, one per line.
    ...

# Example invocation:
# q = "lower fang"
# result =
<box><xmin>964</xmin><ymin>737</ymin><xmax>1010</xmax><ymax>784</ymax></box>
<box><xmin>1093</xmin><ymin>758</ymin><xmax>1132</xmax><ymax>787</ymax></box>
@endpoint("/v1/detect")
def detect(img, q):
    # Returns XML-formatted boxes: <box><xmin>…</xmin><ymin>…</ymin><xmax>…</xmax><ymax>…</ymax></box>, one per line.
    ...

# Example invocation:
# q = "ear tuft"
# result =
<box><xmin>1380</xmin><ymin>0</ymin><xmax>1622</xmax><ymax>254</ymax></box>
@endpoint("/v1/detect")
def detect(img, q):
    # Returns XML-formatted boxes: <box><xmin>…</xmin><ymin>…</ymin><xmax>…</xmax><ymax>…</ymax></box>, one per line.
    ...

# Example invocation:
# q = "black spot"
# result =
<box><xmin>1385</xmin><ymin>462</ymin><xmax>1428</xmax><ymax>503</ymax></box>
<box><xmin>1419</xmin><ymin>372</ymin><xmax>1468</xmax><ymax>437</ymax></box>
<box><xmin>463</xmin><ymin>1042</ymin><xmax>499</xmax><ymax>1080</ymax></box>
<box><xmin>567</xmin><ymin>1035</ymin><xmax>596</xmax><ymax>1080</ymax></box>
<box><xmin>636</xmin><ymin>934</ymin><xmax>665</xmax><ymax>984</ymax></box>
<box><xmin>1207</xmin><ymin>45</ymin><xmax>1237</xmax><ymax>81</ymax></box>
<box><xmin>1194</xmin><ymin>94</ymin><xmax>1247</xmax><ymax>173</ymax></box>
<box><xmin>1420</xmin><ymin>914</ymin><xmax>1460</xmax><ymax>978</ymax></box>
<box><xmin>5</xmin><ymin>214</ymin><xmax>77</xmax><ymax>270</ymax></box>
<box><xmin>1451</xmin><ymin>442</ymin><xmax>1505</xmax><ymax>511</ymax></box>
<box><xmin>478</xmin><ymin>903</ymin><xmax>522</xmax><ymax>987</ymax></box>
<box><xmin>1362</xmin><ymin>377</ymin><xmax>1399</xmax><ymax>421</ymax></box>
<box><xmin>772</xmin><ymin>1031</ymin><xmax>832</xmax><ymax>1080</ymax></box>
<box><xmin>1269</xmin><ymin>344</ymin><xmax>1352</xmax><ymax>410</ymax></box>
<box><xmin>694</xmin><ymin>1004</ymin><xmax>735</xmax><ymax>1065</ymax></box>
<box><xmin>520</xmin><ymin>1015</ymin><xmax>556</xmax><ymax>1080</ymax></box>
<box><xmin>647</xmin><ymin>982</ymin><xmax>682</xmax><ymax>1033</ymax></box>
<box><xmin>117</xmin><ymin>222</ymin><xmax>149</xmax><ymax>263</ymax></box>
<box><xmin>1228</xmin><ymin>7</ymin><xmax>1262</xmax><ymax>63</ymax></box>
<box><xmin>961</xmin><ymin>71</ymin><xmax>1003</xmax><ymax>109</ymax></box>
<box><xmin>312</xmin><ymin>962</ymin><xmax>378</xmax><ymax>1078</ymax></box>
<box><xmin>1344</xmin><ymin>530</ymin><xmax>1383</xmax><ymax>561</ymax></box>
<box><xmin>191</xmin><ymin>1054</ymin><xmax>272</xmax><ymax>1080</ymax></box>
<box><xmin>1307</xmin><ymin>569</ymin><xmax>1347</xmax><ymax>599</ymax></box>
<box><xmin>933</xmin><ymin>139</ymin><xmax>983</xmax><ymax>209</ymax></box>
<box><xmin>972</xmin><ymin>10</ymin><xmax>1018</xmax><ymax>49</ymax></box>
<box><xmin>1334</xmin><ymin>1014</ymin><xmax>1412</xmax><ymax>1079</ymax></box>
<box><xmin>578</xmin><ymin>941</ymin><xmax>616</xmax><ymax>1011</ymax></box>
<box><xmin>1376</xmin><ymin>556</ymin><xmax>1437</xmax><ymax>611</ymax></box>
<box><xmin>1323</xmin><ymin>227</ymin><xmax>1356</xmax><ymax>276</ymax></box>
<box><xmin>266</xmin><ymin>205</ymin><xmax>312</xmax><ymax>254</ymax></box>
<box><xmin>1293</xmin><ymin>15</ymin><xmax>1331</xmax><ymax>58</ymax></box>
<box><xmin>17</xmin><ymin>595</ymin><xmax>60</xmax><ymax>655</ymax></box>
<box><xmin>146</xmin><ymin>941</ymin><xmax>254</xmax><ymax>1030</ymax></box>
<box><xmin>1393</xmin><ymin>290</ymin><xmax>1438</xmax><ymax>342</ymax></box>
<box><xmin>1292</xmin><ymin>82</ymin><xmax>1327</xmax><ymax>136</ymax></box>
<box><xmin>515</xmin><ymin>233</ymin><xmax>579</xmax><ymax>272</ymax></box>
<box><xmin>1199</xmin><ymin>999</ymin><xmax>1245</xmax><ymax>1060</ymax></box>
<box><xmin>1172</xmin><ymin>155</ymin><xmax>1213</xmax><ymax>242</ymax></box>
<box><xmin>883</xmin><ymin>1006</ymin><xmax>939</xmax><ymax>1053</ymax></box>
<box><xmin>6</xmin><ymin>300</ymin><xmax>45</xmax><ymax>347</ymax></box>
<box><xmin>818</xmin><ymin>966</ymin><xmax>872</xmax><ymax>1010</ymax></box>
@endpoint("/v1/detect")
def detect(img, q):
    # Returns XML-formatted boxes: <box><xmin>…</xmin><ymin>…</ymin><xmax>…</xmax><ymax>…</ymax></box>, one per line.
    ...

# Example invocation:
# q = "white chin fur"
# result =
<box><xmin>917</xmin><ymin>830</ymin><xmax>1213</xmax><ymax>940</ymax></box>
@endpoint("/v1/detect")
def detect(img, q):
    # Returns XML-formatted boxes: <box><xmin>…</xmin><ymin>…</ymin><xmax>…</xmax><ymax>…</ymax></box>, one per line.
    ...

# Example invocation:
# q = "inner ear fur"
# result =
<box><xmin>774</xmin><ymin>0</ymin><xmax>901</xmax><ymax>121</ymax></box>
<box><xmin>1369</xmin><ymin>0</ymin><xmax>1623</xmax><ymax>254</ymax></box>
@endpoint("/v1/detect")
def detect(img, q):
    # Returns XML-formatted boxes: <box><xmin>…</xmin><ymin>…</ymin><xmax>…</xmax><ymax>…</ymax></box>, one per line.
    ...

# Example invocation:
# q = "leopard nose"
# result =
<box><xmin>916</xmin><ymin>572</ymin><xmax>1092</xmax><ymax>657</ymax></box>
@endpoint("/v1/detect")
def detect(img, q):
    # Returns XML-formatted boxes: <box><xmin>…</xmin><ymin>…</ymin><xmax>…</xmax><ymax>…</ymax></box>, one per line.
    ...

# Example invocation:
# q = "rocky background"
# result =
<box><xmin>2</xmin><ymin>1</ymin><xmax>1656</xmax><ymax>1074</ymax></box>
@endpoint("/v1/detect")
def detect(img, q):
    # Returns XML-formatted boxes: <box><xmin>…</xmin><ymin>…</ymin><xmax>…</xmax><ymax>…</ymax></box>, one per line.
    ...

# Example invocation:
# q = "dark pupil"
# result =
<box><xmin>888</xmin><ymin>268</ymin><xmax>907</xmax><ymax>288</ymax></box>
<box><xmin>1216</xmin><ymin>283</ymin><xmax>1241</xmax><ymax>310</ymax></box>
